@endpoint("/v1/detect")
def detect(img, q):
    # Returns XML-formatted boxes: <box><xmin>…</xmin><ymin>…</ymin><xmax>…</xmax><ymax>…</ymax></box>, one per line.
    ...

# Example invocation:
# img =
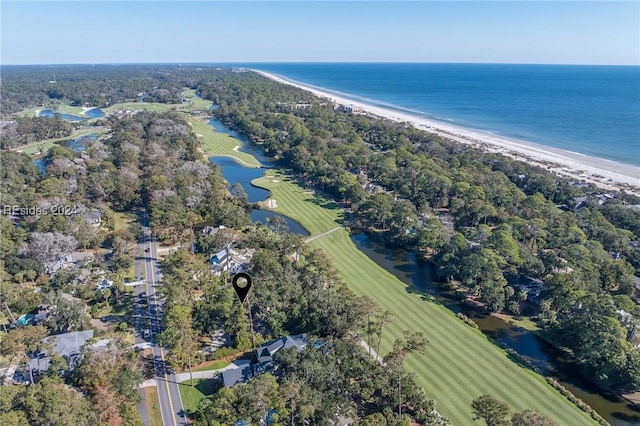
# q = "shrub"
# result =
<box><xmin>456</xmin><ymin>312</ymin><xmax>479</xmax><ymax>329</ymax></box>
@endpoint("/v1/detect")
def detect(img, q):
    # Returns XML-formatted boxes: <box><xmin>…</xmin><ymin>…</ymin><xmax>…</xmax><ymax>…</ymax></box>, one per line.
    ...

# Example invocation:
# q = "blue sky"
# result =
<box><xmin>2</xmin><ymin>1</ymin><xmax>638</xmax><ymax>65</ymax></box>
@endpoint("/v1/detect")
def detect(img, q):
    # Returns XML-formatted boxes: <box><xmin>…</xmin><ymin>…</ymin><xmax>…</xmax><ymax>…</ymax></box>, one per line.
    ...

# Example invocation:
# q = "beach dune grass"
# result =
<box><xmin>252</xmin><ymin>172</ymin><xmax>595</xmax><ymax>425</ymax></box>
<box><xmin>193</xmin><ymin>119</ymin><xmax>263</xmax><ymax>168</ymax></box>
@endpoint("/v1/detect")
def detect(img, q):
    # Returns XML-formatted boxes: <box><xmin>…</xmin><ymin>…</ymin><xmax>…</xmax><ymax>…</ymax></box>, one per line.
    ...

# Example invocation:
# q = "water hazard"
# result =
<box><xmin>33</xmin><ymin>133</ymin><xmax>100</xmax><ymax>174</ymax></box>
<box><xmin>350</xmin><ymin>231</ymin><xmax>640</xmax><ymax>426</ymax></box>
<box><xmin>208</xmin><ymin>117</ymin><xmax>639</xmax><ymax>424</ymax></box>
<box><xmin>206</xmin><ymin>119</ymin><xmax>308</xmax><ymax>236</ymax></box>
<box><xmin>38</xmin><ymin>108</ymin><xmax>104</xmax><ymax>121</ymax></box>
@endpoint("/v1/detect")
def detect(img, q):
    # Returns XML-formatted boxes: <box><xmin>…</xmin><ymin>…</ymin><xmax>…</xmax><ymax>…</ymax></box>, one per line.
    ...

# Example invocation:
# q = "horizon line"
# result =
<box><xmin>1</xmin><ymin>61</ymin><xmax>639</xmax><ymax>67</ymax></box>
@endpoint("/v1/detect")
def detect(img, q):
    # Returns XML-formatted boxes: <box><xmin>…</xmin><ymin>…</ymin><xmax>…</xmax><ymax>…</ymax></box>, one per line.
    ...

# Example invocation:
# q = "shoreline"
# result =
<box><xmin>253</xmin><ymin>70</ymin><xmax>640</xmax><ymax>196</ymax></box>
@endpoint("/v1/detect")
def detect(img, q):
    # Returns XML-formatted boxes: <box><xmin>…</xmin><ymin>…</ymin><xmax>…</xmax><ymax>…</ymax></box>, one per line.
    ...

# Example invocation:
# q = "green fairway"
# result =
<box><xmin>15</xmin><ymin>107</ymin><xmax>42</xmax><ymax>118</ymax></box>
<box><xmin>55</xmin><ymin>104</ymin><xmax>87</xmax><ymax>116</ymax></box>
<box><xmin>192</xmin><ymin>119</ymin><xmax>263</xmax><ymax>168</ymax></box>
<box><xmin>15</xmin><ymin>128</ymin><xmax>109</xmax><ymax>156</ymax></box>
<box><xmin>181</xmin><ymin>88</ymin><xmax>214</xmax><ymax>109</ymax></box>
<box><xmin>102</xmin><ymin>102</ymin><xmax>178</xmax><ymax>115</ymax></box>
<box><xmin>252</xmin><ymin>173</ymin><xmax>594</xmax><ymax>425</ymax></box>
<box><xmin>252</xmin><ymin>171</ymin><xmax>341</xmax><ymax>235</ymax></box>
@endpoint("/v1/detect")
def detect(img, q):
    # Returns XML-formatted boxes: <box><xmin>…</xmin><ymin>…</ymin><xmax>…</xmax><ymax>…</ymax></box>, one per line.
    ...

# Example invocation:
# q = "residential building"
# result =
<box><xmin>210</xmin><ymin>247</ymin><xmax>255</xmax><ymax>275</ymax></box>
<box><xmin>220</xmin><ymin>334</ymin><xmax>308</xmax><ymax>388</ymax></box>
<box><xmin>25</xmin><ymin>329</ymin><xmax>94</xmax><ymax>377</ymax></box>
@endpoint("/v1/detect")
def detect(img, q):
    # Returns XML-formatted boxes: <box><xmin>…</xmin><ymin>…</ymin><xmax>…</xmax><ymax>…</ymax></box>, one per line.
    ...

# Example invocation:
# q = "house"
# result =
<box><xmin>33</xmin><ymin>304</ymin><xmax>54</xmax><ymax>324</ymax></box>
<box><xmin>335</xmin><ymin>104</ymin><xmax>363</xmax><ymax>114</ymax></box>
<box><xmin>26</xmin><ymin>330</ymin><xmax>94</xmax><ymax>377</ymax></box>
<box><xmin>67</xmin><ymin>251</ymin><xmax>95</xmax><ymax>265</ymax></box>
<box><xmin>220</xmin><ymin>334</ymin><xmax>308</xmax><ymax>388</ymax></box>
<box><xmin>82</xmin><ymin>211</ymin><xmax>102</xmax><ymax>227</ymax></box>
<box><xmin>113</xmin><ymin>109</ymin><xmax>136</xmax><ymax>119</ymax></box>
<box><xmin>97</xmin><ymin>278</ymin><xmax>114</xmax><ymax>291</ymax></box>
<box><xmin>572</xmin><ymin>196</ymin><xmax>589</xmax><ymax>211</ymax></box>
<box><xmin>221</xmin><ymin>359</ymin><xmax>254</xmax><ymax>388</ymax></box>
<box><xmin>46</xmin><ymin>252</ymin><xmax>95</xmax><ymax>275</ymax></box>
<box><xmin>509</xmin><ymin>276</ymin><xmax>545</xmax><ymax>305</ymax></box>
<box><xmin>201</xmin><ymin>225</ymin><xmax>226</xmax><ymax>235</ymax></box>
<box><xmin>255</xmin><ymin>334</ymin><xmax>308</xmax><ymax>366</ymax></box>
<box><xmin>210</xmin><ymin>247</ymin><xmax>255</xmax><ymax>275</ymax></box>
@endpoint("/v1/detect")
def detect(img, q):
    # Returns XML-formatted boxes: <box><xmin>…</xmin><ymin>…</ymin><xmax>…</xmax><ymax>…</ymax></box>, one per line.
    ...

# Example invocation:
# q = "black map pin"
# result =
<box><xmin>232</xmin><ymin>272</ymin><xmax>252</xmax><ymax>303</ymax></box>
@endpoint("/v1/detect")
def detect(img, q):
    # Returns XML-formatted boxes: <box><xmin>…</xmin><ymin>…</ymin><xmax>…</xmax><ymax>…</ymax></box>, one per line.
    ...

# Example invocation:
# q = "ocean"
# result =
<box><xmin>239</xmin><ymin>63</ymin><xmax>640</xmax><ymax>167</ymax></box>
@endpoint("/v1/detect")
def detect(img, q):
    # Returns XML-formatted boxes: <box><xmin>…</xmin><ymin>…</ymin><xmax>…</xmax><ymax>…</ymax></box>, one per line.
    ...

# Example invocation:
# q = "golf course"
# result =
<box><xmin>192</xmin><ymin>118</ymin><xmax>263</xmax><ymax>168</ymax></box>
<box><xmin>14</xmin><ymin>92</ymin><xmax>598</xmax><ymax>424</ymax></box>
<box><xmin>250</xmin><ymin>171</ymin><xmax>595</xmax><ymax>424</ymax></box>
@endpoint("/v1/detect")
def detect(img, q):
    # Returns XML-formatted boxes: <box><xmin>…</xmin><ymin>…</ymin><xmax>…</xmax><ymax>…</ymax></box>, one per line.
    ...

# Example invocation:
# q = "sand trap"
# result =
<box><xmin>266</xmin><ymin>199</ymin><xmax>278</xmax><ymax>208</ymax></box>
<box><xmin>272</xmin><ymin>179</ymin><xmax>280</xmax><ymax>182</ymax></box>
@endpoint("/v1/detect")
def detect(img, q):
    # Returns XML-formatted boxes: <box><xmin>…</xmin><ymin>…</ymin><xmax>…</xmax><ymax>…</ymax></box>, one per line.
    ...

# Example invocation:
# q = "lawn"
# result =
<box><xmin>143</xmin><ymin>387</ymin><xmax>163</xmax><ymax>426</ymax></box>
<box><xmin>192</xmin><ymin>119</ymin><xmax>263</xmax><ymax>168</ymax></box>
<box><xmin>112</xmin><ymin>212</ymin><xmax>140</xmax><ymax>279</ymax></box>
<box><xmin>178</xmin><ymin>378</ymin><xmax>217</xmax><ymax>414</ymax></box>
<box><xmin>252</xmin><ymin>173</ymin><xmax>595</xmax><ymax>425</ymax></box>
<box><xmin>113</xmin><ymin>211</ymin><xmax>137</xmax><ymax>232</ymax></box>
<box><xmin>193</xmin><ymin>360</ymin><xmax>230</xmax><ymax>372</ymax></box>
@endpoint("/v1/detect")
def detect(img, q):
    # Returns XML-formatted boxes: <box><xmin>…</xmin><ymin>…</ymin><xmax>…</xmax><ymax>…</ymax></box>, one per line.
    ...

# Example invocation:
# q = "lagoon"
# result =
<box><xmin>351</xmin><ymin>230</ymin><xmax>640</xmax><ymax>426</ymax></box>
<box><xmin>206</xmin><ymin>119</ymin><xmax>308</xmax><ymax>235</ymax></box>
<box><xmin>208</xmin><ymin>114</ymin><xmax>639</xmax><ymax>425</ymax></box>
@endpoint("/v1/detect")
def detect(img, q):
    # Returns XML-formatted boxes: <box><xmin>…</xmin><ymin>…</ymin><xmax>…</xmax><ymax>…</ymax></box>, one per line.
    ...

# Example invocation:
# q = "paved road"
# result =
<box><xmin>135</xmin><ymin>212</ymin><xmax>186</xmax><ymax>426</ymax></box>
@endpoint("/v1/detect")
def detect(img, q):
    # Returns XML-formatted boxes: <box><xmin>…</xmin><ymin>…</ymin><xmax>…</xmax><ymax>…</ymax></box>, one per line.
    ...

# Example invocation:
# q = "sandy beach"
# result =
<box><xmin>254</xmin><ymin>70</ymin><xmax>640</xmax><ymax>196</ymax></box>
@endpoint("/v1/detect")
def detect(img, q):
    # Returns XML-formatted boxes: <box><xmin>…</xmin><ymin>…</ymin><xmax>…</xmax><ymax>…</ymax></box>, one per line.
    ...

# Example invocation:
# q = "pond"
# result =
<box><xmin>33</xmin><ymin>133</ymin><xmax>100</xmax><ymax>174</ymax></box>
<box><xmin>351</xmin><ymin>230</ymin><xmax>640</xmax><ymax>426</ymax></box>
<box><xmin>84</xmin><ymin>108</ymin><xmax>105</xmax><ymax>119</ymax></box>
<box><xmin>206</xmin><ymin>119</ymin><xmax>308</xmax><ymax>235</ymax></box>
<box><xmin>250</xmin><ymin>209</ymin><xmax>309</xmax><ymax>236</ymax></box>
<box><xmin>60</xmin><ymin>133</ymin><xmax>99</xmax><ymax>152</ymax></box>
<box><xmin>38</xmin><ymin>108</ymin><xmax>104</xmax><ymax>121</ymax></box>
<box><xmin>211</xmin><ymin>157</ymin><xmax>270</xmax><ymax>204</ymax></box>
